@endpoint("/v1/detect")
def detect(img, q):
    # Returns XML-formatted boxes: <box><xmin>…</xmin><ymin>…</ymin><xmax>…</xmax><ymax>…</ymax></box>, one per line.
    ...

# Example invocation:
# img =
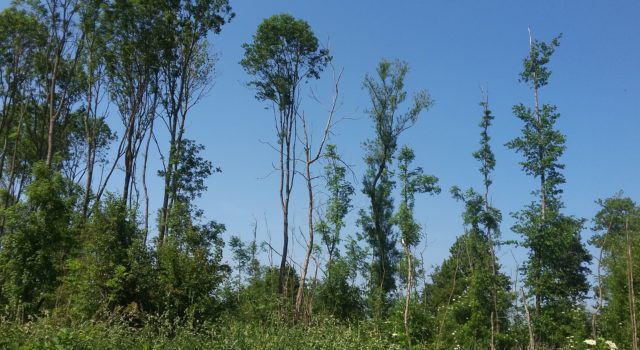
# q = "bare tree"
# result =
<box><xmin>294</xmin><ymin>67</ymin><xmax>342</xmax><ymax>315</ymax></box>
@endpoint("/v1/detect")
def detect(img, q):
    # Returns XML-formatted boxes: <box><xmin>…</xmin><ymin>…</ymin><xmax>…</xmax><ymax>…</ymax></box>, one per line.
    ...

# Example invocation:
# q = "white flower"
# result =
<box><xmin>605</xmin><ymin>340</ymin><xmax>618</xmax><ymax>350</ymax></box>
<box><xmin>584</xmin><ymin>339</ymin><xmax>597</xmax><ymax>346</ymax></box>
<box><xmin>391</xmin><ymin>333</ymin><xmax>398</xmax><ymax>337</ymax></box>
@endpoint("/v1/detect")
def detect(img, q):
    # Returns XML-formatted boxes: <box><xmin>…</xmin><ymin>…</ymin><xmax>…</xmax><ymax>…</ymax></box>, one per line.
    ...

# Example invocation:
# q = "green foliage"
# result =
<box><xmin>473</xmin><ymin>99</ymin><xmax>496</xmax><ymax>192</ymax></box>
<box><xmin>241</xmin><ymin>13</ymin><xmax>329</xmax><ymax>295</ymax></box>
<box><xmin>396</xmin><ymin>145</ymin><xmax>439</xmax><ymax>247</ymax></box>
<box><xmin>240</xmin><ymin>13</ymin><xmax>331</xmax><ymax>108</ymax></box>
<box><xmin>0</xmin><ymin>4</ymin><xmax>633</xmax><ymax>349</ymax></box>
<box><xmin>506</xmin><ymin>102</ymin><xmax>566</xmax><ymax>203</ymax></box>
<box><xmin>591</xmin><ymin>195</ymin><xmax>640</xmax><ymax>349</ymax></box>
<box><xmin>520</xmin><ymin>34</ymin><xmax>562</xmax><ymax>89</ymax></box>
<box><xmin>0</xmin><ymin>315</ymin><xmax>427</xmax><ymax>350</ymax></box>
<box><xmin>316</xmin><ymin>257</ymin><xmax>363</xmax><ymax>321</ymax></box>
<box><xmin>0</xmin><ymin>163</ymin><xmax>78</xmax><ymax>318</ymax></box>
<box><xmin>233</xmin><ymin>265</ymin><xmax>299</xmax><ymax>322</ymax></box>
<box><xmin>505</xmin><ymin>35</ymin><xmax>565</xmax><ymax>205</ymax></box>
<box><xmin>359</xmin><ymin>59</ymin><xmax>431</xmax><ymax>319</ymax></box>
<box><xmin>60</xmin><ymin>195</ymin><xmax>152</xmax><ymax>319</ymax></box>
<box><xmin>154</xmin><ymin>200</ymin><xmax>229</xmax><ymax>321</ymax></box>
<box><xmin>506</xmin><ymin>34</ymin><xmax>592</xmax><ymax>348</ymax></box>
<box><xmin>424</xmin><ymin>230</ymin><xmax>514</xmax><ymax>349</ymax></box>
<box><xmin>318</xmin><ymin>144</ymin><xmax>354</xmax><ymax>262</ymax></box>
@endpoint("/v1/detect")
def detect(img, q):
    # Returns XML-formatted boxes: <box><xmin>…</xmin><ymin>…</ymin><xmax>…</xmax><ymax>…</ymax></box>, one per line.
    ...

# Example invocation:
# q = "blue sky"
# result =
<box><xmin>4</xmin><ymin>0</ymin><xmax>639</xmax><ymax>291</ymax></box>
<box><xmin>186</xmin><ymin>0</ymin><xmax>639</xmax><ymax>286</ymax></box>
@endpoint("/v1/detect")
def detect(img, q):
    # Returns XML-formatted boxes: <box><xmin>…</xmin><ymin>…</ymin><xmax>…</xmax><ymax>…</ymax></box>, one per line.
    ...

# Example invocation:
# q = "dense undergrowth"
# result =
<box><xmin>0</xmin><ymin>315</ymin><xmax>409</xmax><ymax>350</ymax></box>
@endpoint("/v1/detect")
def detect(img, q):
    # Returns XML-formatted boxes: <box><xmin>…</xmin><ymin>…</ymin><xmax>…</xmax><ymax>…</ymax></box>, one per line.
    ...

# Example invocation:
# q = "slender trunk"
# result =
<box><xmin>81</xmin><ymin>61</ymin><xmax>99</xmax><ymax>219</ymax></box>
<box><xmin>522</xmin><ymin>288</ymin><xmax>535</xmax><ymax>350</ymax></box>
<box><xmin>626</xmin><ymin>216</ymin><xmax>638</xmax><ymax>350</ymax></box>
<box><xmin>278</xmin><ymin>109</ymin><xmax>294</xmax><ymax>294</ymax></box>
<box><xmin>483</xmin><ymin>138</ymin><xmax>501</xmax><ymax>343</ymax></box>
<box><xmin>6</xmin><ymin>110</ymin><xmax>23</xmax><ymax>201</ymax></box>
<box><xmin>434</xmin><ymin>243</ymin><xmax>461</xmax><ymax>349</ymax></box>
<box><xmin>81</xmin><ymin>138</ymin><xmax>95</xmax><ymax>219</ymax></box>
<box><xmin>45</xmin><ymin>47</ymin><xmax>61</xmax><ymax>168</ymax></box>
<box><xmin>296</xmin><ymin>146</ymin><xmax>314</xmax><ymax>313</ymax></box>
<box><xmin>93</xmin><ymin>136</ymin><xmax>126</xmax><ymax>209</ymax></box>
<box><xmin>142</xmin><ymin>123</ymin><xmax>153</xmax><ymax>245</ymax></box>
<box><xmin>307</xmin><ymin>257</ymin><xmax>320</xmax><ymax>319</ymax></box>
<box><xmin>403</xmin><ymin>242</ymin><xmax>413</xmax><ymax>349</ymax></box>
<box><xmin>158</xmin><ymin>99</ymin><xmax>180</xmax><ymax>244</ymax></box>
<box><xmin>593</xmin><ymin>225</ymin><xmax>610</xmax><ymax>339</ymax></box>
<box><xmin>490</xmin><ymin>311</ymin><xmax>496</xmax><ymax>350</ymax></box>
<box><xmin>158</xmin><ymin>130</ymin><xmax>175</xmax><ymax>245</ymax></box>
<box><xmin>529</xmin><ymin>29</ymin><xmax>545</xmax><ymax>318</ymax></box>
<box><xmin>123</xmin><ymin>144</ymin><xmax>132</xmax><ymax>204</ymax></box>
<box><xmin>0</xmin><ymin>136</ymin><xmax>8</xmax><ymax>184</ymax></box>
<box><xmin>0</xmin><ymin>94</ymin><xmax>15</xmax><ymax>182</ymax></box>
<box><xmin>122</xmin><ymin>111</ymin><xmax>136</xmax><ymax>205</ymax></box>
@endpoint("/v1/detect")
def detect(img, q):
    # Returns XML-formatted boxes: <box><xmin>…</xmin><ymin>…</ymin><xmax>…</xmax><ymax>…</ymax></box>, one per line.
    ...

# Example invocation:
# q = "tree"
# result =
<box><xmin>506</xmin><ymin>33</ymin><xmax>591</xmax><ymax>348</ymax></box>
<box><xmin>318</xmin><ymin>144</ymin><xmax>354</xmax><ymax>266</ymax></box>
<box><xmin>156</xmin><ymin>0</ymin><xmax>233</xmax><ymax>245</ymax></box>
<box><xmin>241</xmin><ymin>13</ymin><xmax>330</xmax><ymax>294</ymax></box>
<box><xmin>395</xmin><ymin>145</ymin><xmax>439</xmax><ymax>347</ymax></box>
<box><xmin>0</xmin><ymin>163</ymin><xmax>78</xmax><ymax>319</ymax></box>
<box><xmin>102</xmin><ymin>0</ymin><xmax>163</xmax><ymax>207</ymax></box>
<box><xmin>61</xmin><ymin>194</ymin><xmax>152</xmax><ymax>318</ymax></box>
<box><xmin>592</xmin><ymin>195</ymin><xmax>640</xmax><ymax>350</ymax></box>
<box><xmin>25</xmin><ymin>0</ymin><xmax>83</xmax><ymax>168</ymax></box>
<box><xmin>471</xmin><ymin>95</ymin><xmax>511</xmax><ymax>349</ymax></box>
<box><xmin>314</xmin><ymin>144</ymin><xmax>359</xmax><ymax>319</ymax></box>
<box><xmin>154</xmin><ymin>139</ymin><xmax>229</xmax><ymax>321</ymax></box>
<box><xmin>432</xmin><ymin>97</ymin><xmax>511</xmax><ymax>349</ymax></box>
<box><xmin>75</xmin><ymin>0</ymin><xmax>115</xmax><ymax>220</ymax></box>
<box><xmin>294</xmin><ymin>67</ymin><xmax>341</xmax><ymax>315</ymax></box>
<box><xmin>358</xmin><ymin>59</ymin><xmax>431</xmax><ymax>320</ymax></box>
<box><xmin>0</xmin><ymin>5</ymin><xmax>47</xmax><ymax>207</ymax></box>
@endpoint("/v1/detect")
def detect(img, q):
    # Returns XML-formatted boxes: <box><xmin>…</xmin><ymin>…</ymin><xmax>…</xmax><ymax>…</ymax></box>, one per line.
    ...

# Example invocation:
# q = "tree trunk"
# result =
<box><xmin>278</xmin><ymin>110</ymin><xmax>295</xmax><ymax>294</ymax></box>
<box><xmin>522</xmin><ymin>288</ymin><xmax>535</xmax><ymax>350</ymax></box>
<box><xmin>403</xmin><ymin>242</ymin><xmax>413</xmax><ymax>349</ymax></box>
<box><xmin>142</xmin><ymin>123</ymin><xmax>154</xmax><ymax>245</ymax></box>
<box><xmin>296</xmin><ymin>147</ymin><xmax>314</xmax><ymax>314</ymax></box>
<box><xmin>626</xmin><ymin>217</ymin><xmax>638</xmax><ymax>350</ymax></box>
<box><xmin>81</xmin><ymin>137</ymin><xmax>95</xmax><ymax>219</ymax></box>
<box><xmin>45</xmin><ymin>43</ymin><xmax>62</xmax><ymax>168</ymax></box>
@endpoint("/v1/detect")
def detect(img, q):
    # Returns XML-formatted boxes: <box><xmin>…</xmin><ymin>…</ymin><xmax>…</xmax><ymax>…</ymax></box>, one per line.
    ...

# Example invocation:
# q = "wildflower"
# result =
<box><xmin>391</xmin><ymin>333</ymin><xmax>398</xmax><ymax>337</ymax></box>
<box><xmin>584</xmin><ymin>339</ymin><xmax>597</xmax><ymax>346</ymax></box>
<box><xmin>605</xmin><ymin>340</ymin><xmax>618</xmax><ymax>350</ymax></box>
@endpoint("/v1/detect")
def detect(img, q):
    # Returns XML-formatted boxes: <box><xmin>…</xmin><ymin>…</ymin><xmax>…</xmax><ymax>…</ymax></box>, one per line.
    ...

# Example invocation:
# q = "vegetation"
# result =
<box><xmin>0</xmin><ymin>1</ymin><xmax>635</xmax><ymax>349</ymax></box>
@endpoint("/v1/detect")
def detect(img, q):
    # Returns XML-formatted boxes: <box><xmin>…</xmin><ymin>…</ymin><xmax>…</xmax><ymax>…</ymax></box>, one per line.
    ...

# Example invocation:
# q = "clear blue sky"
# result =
<box><xmin>4</xmin><ymin>1</ymin><xmax>639</xmax><ymax>289</ymax></box>
<box><xmin>187</xmin><ymin>0</ymin><xmax>639</xmax><ymax>284</ymax></box>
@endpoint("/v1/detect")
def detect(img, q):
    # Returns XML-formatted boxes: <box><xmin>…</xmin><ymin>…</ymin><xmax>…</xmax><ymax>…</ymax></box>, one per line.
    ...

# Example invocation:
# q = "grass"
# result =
<box><xmin>0</xmin><ymin>315</ymin><xmax>415</xmax><ymax>349</ymax></box>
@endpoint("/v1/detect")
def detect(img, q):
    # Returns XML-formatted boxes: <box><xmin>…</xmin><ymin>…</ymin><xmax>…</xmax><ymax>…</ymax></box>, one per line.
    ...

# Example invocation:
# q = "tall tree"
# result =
<box><xmin>358</xmin><ymin>59</ymin><xmax>431</xmax><ymax>320</ymax></box>
<box><xmin>156</xmin><ymin>0</ymin><xmax>233</xmax><ymax>245</ymax></box>
<box><xmin>314</xmin><ymin>144</ymin><xmax>360</xmax><ymax>320</ymax></box>
<box><xmin>76</xmin><ymin>0</ymin><xmax>114</xmax><ymax>219</ymax></box>
<box><xmin>317</xmin><ymin>144</ymin><xmax>354</xmax><ymax>266</ymax></box>
<box><xmin>0</xmin><ymin>6</ymin><xmax>46</xmax><ymax>201</ymax></box>
<box><xmin>241</xmin><ymin>14</ymin><xmax>330</xmax><ymax>294</ymax></box>
<box><xmin>506</xmin><ymin>33</ymin><xmax>591</xmax><ymax>348</ymax></box>
<box><xmin>433</xmin><ymin>97</ymin><xmax>511</xmax><ymax>348</ymax></box>
<box><xmin>395</xmin><ymin>145</ymin><xmax>439</xmax><ymax>347</ymax></box>
<box><xmin>472</xmin><ymin>95</ymin><xmax>509</xmax><ymax>348</ymax></box>
<box><xmin>102</xmin><ymin>0</ymin><xmax>162</xmax><ymax>206</ymax></box>
<box><xmin>154</xmin><ymin>139</ymin><xmax>229</xmax><ymax>321</ymax></box>
<box><xmin>592</xmin><ymin>195</ymin><xmax>640</xmax><ymax>350</ymax></box>
<box><xmin>294</xmin><ymin>67</ymin><xmax>341</xmax><ymax>315</ymax></box>
<box><xmin>29</xmin><ymin>0</ymin><xmax>83</xmax><ymax>168</ymax></box>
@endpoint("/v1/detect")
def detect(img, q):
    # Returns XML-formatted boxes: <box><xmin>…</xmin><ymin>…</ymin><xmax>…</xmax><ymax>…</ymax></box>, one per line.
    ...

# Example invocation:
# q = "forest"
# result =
<box><xmin>0</xmin><ymin>0</ymin><xmax>638</xmax><ymax>349</ymax></box>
